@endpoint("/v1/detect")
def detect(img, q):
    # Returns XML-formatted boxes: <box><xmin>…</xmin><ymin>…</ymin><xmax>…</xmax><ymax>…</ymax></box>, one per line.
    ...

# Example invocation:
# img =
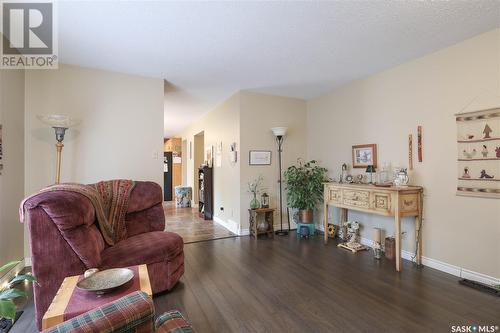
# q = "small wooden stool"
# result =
<box><xmin>248</xmin><ymin>208</ymin><xmax>275</xmax><ymax>239</ymax></box>
<box><xmin>296</xmin><ymin>222</ymin><xmax>316</xmax><ymax>238</ymax></box>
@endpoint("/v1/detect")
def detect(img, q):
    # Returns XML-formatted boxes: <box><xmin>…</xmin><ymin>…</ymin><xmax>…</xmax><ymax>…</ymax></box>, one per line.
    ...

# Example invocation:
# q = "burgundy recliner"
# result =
<box><xmin>22</xmin><ymin>181</ymin><xmax>184</xmax><ymax>330</ymax></box>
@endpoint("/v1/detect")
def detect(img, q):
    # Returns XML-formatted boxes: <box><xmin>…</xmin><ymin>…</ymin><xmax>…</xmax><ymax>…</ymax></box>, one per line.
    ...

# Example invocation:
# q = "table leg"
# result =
<box><xmin>394</xmin><ymin>194</ymin><xmax>402</xmax><ymax>272</ymax></box>
<box><xmin>324</xmin><ymin>203</ymin><xmax>328</xmax><ymax>244</ymax></box>
<box><xmin>416</xmin><ymin>191</ymin><xmax>423</xmax><ymax>266</ymax></box>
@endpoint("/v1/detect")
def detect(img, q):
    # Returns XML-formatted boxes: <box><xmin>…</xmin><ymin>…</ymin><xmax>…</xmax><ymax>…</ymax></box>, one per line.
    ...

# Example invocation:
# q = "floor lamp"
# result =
<box><xmin>38</xmin><ymin>115</ymin><xmax>78</xmax><ymax>184</ymax></box>
<box><xmin>271</xmin><ymin>127</ymin><xmax>289</xmax><ymax>236</ymax></box>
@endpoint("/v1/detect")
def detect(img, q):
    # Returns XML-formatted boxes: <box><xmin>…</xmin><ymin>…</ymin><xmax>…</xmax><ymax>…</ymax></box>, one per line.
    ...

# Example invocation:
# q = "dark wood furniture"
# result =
<box><xmin>248</xmin><ymin>208</ymin><xmax>275</xmax><ymax>239</ymax></box>
<box><xmin>198</xmin><ymin>166</ymin><xmax>213</xmax><ymax>220</ymax></box>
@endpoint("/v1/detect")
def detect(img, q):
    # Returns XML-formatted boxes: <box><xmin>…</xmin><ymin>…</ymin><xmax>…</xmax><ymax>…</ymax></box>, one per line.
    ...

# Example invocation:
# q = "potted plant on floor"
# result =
<box><xmin>284</xmin><ymin>159</ymin><xmax>329</xmax><ymax>223</ymax></box>
<box><xmin>0</xmin><ymin>261</ymin><xmax>37</xmax><ymax>331</ymax></box>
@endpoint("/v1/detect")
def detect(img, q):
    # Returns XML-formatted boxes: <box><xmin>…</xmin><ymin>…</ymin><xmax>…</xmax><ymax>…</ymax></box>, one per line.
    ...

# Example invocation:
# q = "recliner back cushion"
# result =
<box><xmin>24</xmin><ymin>191</ymin><xmax>105</xmax><ymax>268</ymax></box>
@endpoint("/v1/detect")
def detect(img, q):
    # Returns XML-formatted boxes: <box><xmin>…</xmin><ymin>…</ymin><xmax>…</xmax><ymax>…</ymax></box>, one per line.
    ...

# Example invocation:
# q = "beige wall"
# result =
<box><xmin>307</xmin><ymin>29</ymin><xmax>500</xmax><ymax>278</ymax></box>
<box><xmin>24</xmin><ymin>64</ymin><xmax>164</xmax><ymax>194</ymax></box>
<box><xmin>179</xmin><ymin>91</ymin><xmax>307</xmax><ymax>233</ymax></box>
<box><xmin>180</xmin><ymin>93</ymin><xmax>241</xmax><ymax>231</ymax></box>
<box><xmin>0</xmin><ymin>69</ymin><xmax>25</xmax><ymax>274</ymax></box>
<box><xmin>240</xmin><ymin>91</ymin><xmax>307</xmax><ymax>231</ymax></box>
<box><xmin>24</xmin><ymin>64</ymin><xmax>164</xmax><ymax>257</ymax></box>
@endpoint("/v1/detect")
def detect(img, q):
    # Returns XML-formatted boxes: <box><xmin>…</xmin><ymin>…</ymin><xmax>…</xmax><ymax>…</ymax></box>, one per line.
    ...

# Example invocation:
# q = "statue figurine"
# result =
<box><xmin>462</xmin><ymin>167</ymin><xmax>471</xmax><ymax>179</ymax></box>
<box><xmin>481</xmin><ymin>145</ymin><xmax>488</xmax><ymax>158</ymax></box>
<box><xmin>480</xmin><ymin>170</ymin><xmax>494</xmax><ymax>179</ymax></box>
<box><xmin>496</xmin><ymin>147</ymin><xmax>500</xmax><ymax>158</ymax></box>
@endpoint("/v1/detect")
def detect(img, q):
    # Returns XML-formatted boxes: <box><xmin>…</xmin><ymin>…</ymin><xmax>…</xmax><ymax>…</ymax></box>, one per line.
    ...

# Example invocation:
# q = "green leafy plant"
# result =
<box><xmin>284</xmin><ymin>159</ymin><xmax>329</xmax><ymax>210</ymax></box>
<box><xmin>0</xmin><ymin>261</ymin><xmax>37</xmax><ymax>321</ymax></box>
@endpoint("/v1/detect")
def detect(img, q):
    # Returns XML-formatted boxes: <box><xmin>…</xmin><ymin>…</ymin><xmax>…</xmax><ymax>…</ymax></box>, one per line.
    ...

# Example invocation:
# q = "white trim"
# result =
<box><xmin>239</xmin><ymin>228</ymin><xmax>250</xmax><ymax>236</ymax></box>
<box><xmin>213</xmin><ymin>217</ymin><xmax>245</xmax><ymax>235</ymax></box>
<box><xmin>25</xmin><ymin>257</ymin><xmax>31</xmax><ymax>267</ymax></box>
<box><xmin>317</xmin><ymin>224</ymin><xmax>500</xmax><ymax>286</ymax></box>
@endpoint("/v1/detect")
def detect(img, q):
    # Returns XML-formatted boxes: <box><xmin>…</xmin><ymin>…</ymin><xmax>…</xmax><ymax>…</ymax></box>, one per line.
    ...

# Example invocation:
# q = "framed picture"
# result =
<box><xmin>249</xmin><ymin>150</ymin><xmax>271</xmax><ymax>165</ymax></box>
<box><xmin>352</xmin><ymin>144</ymin><xmax>377</xmax><ymax>168</ymax></box>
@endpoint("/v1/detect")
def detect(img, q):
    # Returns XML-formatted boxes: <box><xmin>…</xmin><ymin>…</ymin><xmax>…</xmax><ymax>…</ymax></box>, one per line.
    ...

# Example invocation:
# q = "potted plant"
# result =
<box><xmin>284</xmin><ymin>159</ymin><xmax>329</xmax><ymax>223</ymax></box>
<box><xmin>0</xmin><ymin>261</ymin><xmax>37</xmax><ymax>326</ymax></box>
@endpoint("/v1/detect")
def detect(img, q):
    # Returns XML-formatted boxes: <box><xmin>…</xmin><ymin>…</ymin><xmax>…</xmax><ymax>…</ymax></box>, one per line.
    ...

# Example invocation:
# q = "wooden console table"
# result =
<box><xmin>323</xmin><ymin>183</ymin><xmax>423</xmax><ymax>271</ymax></box>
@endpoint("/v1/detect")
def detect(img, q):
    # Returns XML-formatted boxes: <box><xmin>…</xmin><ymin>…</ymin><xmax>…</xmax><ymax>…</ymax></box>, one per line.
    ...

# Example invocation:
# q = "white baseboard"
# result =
<box><xmin>25</xmin><ymin>257</ymin><xmax>31</xmax><ymax>267</ymax></box>
<box><xmin>239</xmin><ymin>228</ymin><xmax>250</xmax><ymax>236</ymax></box>
<box><xmin>317</xmin><ymin>224</ymin><xmax>500</xmax><ymax>286</ymax></box>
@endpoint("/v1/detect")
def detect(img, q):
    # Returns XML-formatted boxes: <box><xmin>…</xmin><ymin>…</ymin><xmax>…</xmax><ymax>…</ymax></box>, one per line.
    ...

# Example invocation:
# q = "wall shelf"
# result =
<box><xmin>458</xmin><ymin>178</ymin><xmax>499</xmax><ymax>182</ymax></box>
<box><xmin>457</xmin><ymin>137</ymin><xmax>500</xmax><ymax>143</ymax></box>
<box><xmin>457</xmin><ymin>157</ymin><xmax>500</xmax><ymax>161</ymax></box>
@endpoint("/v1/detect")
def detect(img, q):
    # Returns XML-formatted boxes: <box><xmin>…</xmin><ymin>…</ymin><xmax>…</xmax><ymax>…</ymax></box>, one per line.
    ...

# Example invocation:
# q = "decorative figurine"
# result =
<box><xmin>462</xmin><ymin>167</ymin><xmax>471</xmax><ymax>178</ymax></box>
<box><xmin>345</xmin><ymin>175</ymin><xmax>354</xmax><ymax>183</ymax></box>
<box><xmin>480</xmin><ymin>170</ymin><xmax>494</xmax><ymax>179</ymax></box>
<box><xmin>463</xmin><ymin>149</ymin><xmax>477</xmax><ymax>159</ymax></box>
<box><xmin>481</xmin><ymin>145</ymin><xmax>488</xmax><ymax>158</ymax></box>
<box><xmin>337</xmin><ymin>221</ymin><xmax>368</xmax><ymax>253</ymax></box>
<box><xmin>483</xmin><ymin>124</ymin><xmax>492</xmax><ymax>139</ymax></box>
<box><xmin>496</xmin><ymin>147</ymin><xmax>500</xmax><ymax>158</ymax></box>
<box><xmin>340</xmin><ymin>163</ymin><xmax>348</xmax><ymax>183</ymax></box>
<box><xmin>394</xmin><ymin>168</ymin><xmax>409</xmax><ymax>186</ymax></box>
<box><xmin>356</xmin><ymin>174</ymin><xmax>364</xmax><ymax>184</ymax></box>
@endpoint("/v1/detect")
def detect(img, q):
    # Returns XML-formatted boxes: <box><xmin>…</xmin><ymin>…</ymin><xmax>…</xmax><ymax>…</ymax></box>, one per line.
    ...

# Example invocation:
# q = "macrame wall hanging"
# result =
<box><xmin>456</xmin><ymin>107</ymin><xmax>500</xmax><ymax>198</ymax></box>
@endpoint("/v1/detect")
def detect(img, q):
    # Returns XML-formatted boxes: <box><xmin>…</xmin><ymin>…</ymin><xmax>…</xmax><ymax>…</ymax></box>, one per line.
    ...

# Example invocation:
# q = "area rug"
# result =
<box><xmin>163</xmin><ymin>202</ymin><xmax>237</xmax><ymax>244</ymax></box>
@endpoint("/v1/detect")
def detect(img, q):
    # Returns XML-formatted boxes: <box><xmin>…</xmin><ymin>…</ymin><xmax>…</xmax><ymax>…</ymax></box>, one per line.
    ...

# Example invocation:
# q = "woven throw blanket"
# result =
<box><xmin>20</xmin><ymin>180</ymin><xmax>135</xmax><ymax>246</ymax></box>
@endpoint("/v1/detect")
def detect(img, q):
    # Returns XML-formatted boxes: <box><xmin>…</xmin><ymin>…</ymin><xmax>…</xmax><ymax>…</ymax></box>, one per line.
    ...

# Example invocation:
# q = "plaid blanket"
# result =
<box><xmin>20</xmin><ymin>179</ymin><xmax>135</xmax><ymax>245</ymax></box>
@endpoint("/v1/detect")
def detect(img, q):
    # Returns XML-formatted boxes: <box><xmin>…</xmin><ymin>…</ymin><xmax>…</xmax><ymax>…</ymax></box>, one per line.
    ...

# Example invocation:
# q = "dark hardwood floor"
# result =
<box><xmin>11</xmin><ymin>233</ymin><xmax>500</xmax><ymax>333</ymax></box>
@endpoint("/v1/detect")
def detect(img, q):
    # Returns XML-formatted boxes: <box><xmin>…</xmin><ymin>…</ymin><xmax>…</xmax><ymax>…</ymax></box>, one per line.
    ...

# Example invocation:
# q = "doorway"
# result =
<box><xmin>193</xmin><ymin>131</ymin><xmax>204</xmax><ymax>204</ymax></box>
<box><xmin>163</xmin><ymin>138</ymin><xmax>182</xmax><ymax>201</ymax></box>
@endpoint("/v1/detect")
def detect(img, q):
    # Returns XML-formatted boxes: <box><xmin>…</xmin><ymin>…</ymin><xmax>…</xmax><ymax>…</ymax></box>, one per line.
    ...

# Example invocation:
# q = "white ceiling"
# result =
<box><xmin>58</xmin><ymin>1</ymin><xmax>500</xmax><ymax>137</ymax></box>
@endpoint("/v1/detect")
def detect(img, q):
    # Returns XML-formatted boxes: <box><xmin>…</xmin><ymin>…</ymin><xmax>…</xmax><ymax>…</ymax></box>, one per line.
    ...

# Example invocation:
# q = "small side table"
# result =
<box><xmin>249</xmin><ymin>208</ymin><xmax>275</xmax><ymax>239</ymax></box>
<box><xmin>42</xmin><ymin>265</ymin><xmax>152</xmax><ymax>330</ymax></box>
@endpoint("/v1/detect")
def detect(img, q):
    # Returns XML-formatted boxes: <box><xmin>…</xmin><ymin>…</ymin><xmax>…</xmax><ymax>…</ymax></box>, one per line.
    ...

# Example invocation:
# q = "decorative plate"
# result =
<box><xmin>76</xmin><ymin>268</ymin><xmax>134</xmax><ymax>294</ymax></box>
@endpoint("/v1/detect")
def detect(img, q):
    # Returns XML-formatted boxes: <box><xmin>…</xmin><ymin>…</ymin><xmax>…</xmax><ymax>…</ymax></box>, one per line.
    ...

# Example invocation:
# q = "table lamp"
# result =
<box><xmin>366</xmin><ymin>165</ymin><xmax>376</xmax><ymax>184</ymax></box>
<box><xmin>37</xmin><ymin>114</ymin><xmax>79</xmax><ymax>184</ymax></box>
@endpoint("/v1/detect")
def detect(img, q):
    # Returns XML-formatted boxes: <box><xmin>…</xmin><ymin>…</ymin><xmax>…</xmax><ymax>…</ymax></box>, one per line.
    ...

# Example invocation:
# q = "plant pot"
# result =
<box><xmin>298</xmin><ymin>209</ymin><xmax>313</xmax><ymax>223</ymax></box>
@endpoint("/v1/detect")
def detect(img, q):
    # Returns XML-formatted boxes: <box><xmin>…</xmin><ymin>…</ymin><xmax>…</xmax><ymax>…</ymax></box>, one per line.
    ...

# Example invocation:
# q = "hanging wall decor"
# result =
<box><xmin>417</xmin><ymin>126</ymin><xmax>423</xmax><ymax>162</ymax></box>
<box><xmin>456</xmin><ymin>107</ymin><xmax>500</xmax><ymax>198</ymax></box>
<box><xmin>408</xmin><ymin>134</ymin><xmax>413</xmax><ymax>170</ymax></box>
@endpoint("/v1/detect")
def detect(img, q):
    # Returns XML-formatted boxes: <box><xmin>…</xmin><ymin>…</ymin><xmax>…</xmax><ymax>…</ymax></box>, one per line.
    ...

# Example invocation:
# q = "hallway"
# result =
<box><xmin>163</xmin><ymin>202</ymin><xmax>237</xmax><ymax>243</ymax></box>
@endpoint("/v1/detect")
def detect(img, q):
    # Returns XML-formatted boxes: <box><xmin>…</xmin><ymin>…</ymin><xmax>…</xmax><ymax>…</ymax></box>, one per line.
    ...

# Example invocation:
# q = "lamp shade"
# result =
<box><xmin>271</xmin><ymin>127</ymin><xmax>287</xmax><ymax>137</ymax></box>
<box><xmin>366</xmin><ymin>165</ymin><xmax>376</xmax><ymax>173</ymax></box>
<box><xmin>37</xmin><ymin>114</ymin><xmax>79</xmax><ymax>128</ymax></box>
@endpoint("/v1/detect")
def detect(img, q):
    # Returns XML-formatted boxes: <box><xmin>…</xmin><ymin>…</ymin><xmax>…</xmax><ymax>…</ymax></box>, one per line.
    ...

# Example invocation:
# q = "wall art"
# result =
<box><xmin>249</xmin><ymin>150</ymin><xmax>271</xmax><ymax>165</ymax></box>
<box><xmin>352</xmin><ymin>144</ymin><xmax>377</xmax><ymax>168</ymax></box>
<box><xmin>456</xmin><ymin>107</ymin><xmax>500</xmax><ymax>198</ymax></box>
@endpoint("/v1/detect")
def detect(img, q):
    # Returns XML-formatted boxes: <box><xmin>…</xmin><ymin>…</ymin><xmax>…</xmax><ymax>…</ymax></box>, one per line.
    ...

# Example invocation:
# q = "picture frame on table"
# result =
<box><xmin>249</xmin><ymin>150</ymin><xmax>272</xmax><ymax>165</ymax></box>
<box><xmin>352</xmin><ymin>144</ymin><xmax>377</xmax><ymax>168</ymax></box>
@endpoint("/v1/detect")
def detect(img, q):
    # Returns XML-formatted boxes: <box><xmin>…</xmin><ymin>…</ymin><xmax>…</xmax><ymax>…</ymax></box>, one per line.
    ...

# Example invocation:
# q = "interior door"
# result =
<box><xmin>164</xmin><ymin>152</ymin><xmax>173</xmax><ymax>201</ymax></box>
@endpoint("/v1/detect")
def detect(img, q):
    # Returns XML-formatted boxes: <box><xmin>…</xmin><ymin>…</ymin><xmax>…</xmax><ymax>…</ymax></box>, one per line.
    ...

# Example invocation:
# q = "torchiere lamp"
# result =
<box><xmin>366</xmin><ymin>165</ymin><xmax>376</xmax><ymax>184</ymax></box>
<box><xmin>271</xmin><ymin>126</ymin><xmax>288</xmax><ymax>236</ymax></box>
<box><xmin>37</xmin><ymin>114</ymin><xmax>78</xmax><ymax>184</ymax></box>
